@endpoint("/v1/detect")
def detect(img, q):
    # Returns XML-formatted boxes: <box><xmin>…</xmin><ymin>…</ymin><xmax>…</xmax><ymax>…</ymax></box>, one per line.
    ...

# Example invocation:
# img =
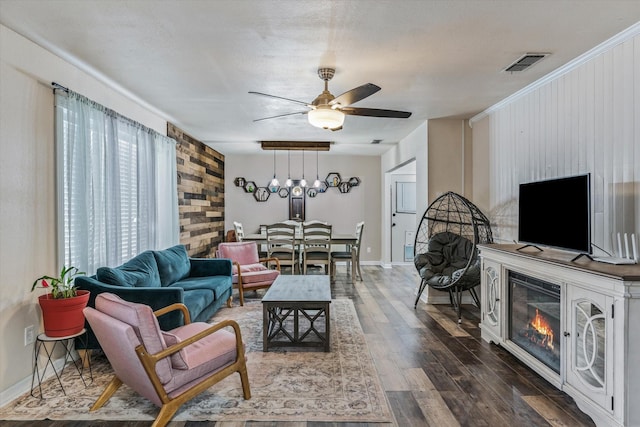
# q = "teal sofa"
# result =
<box><xmin>75</xmin><ymin>244</ymin><xmax>233</xmax><ymax>351</ymax></box>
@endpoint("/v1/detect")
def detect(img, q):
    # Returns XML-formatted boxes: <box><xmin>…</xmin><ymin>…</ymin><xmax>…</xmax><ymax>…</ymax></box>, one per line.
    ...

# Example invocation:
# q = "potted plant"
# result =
<box><xmin>32</xmin><ymin>265</ymin><xmax>90</xmax><ymax>337</ymax></box>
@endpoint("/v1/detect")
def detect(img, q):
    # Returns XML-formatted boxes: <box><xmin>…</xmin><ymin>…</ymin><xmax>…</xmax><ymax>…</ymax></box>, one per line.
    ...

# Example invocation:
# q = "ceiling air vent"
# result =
<box><xmin>504</xmin><ymin>53</ymin><xmax>549</xmax><ymax>72</ymax></box>
<box><xmin>371</xmin><ymin>139</ymin><xmax>382</xmax><ymax>144</ymax></box>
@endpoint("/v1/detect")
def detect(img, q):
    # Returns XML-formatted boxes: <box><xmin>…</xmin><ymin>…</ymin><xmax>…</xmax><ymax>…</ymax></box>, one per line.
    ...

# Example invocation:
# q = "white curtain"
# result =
<box><xmin>55</xmin><ymin>90</ymin><xmax>178</xmax><ymax>274</ymax></box>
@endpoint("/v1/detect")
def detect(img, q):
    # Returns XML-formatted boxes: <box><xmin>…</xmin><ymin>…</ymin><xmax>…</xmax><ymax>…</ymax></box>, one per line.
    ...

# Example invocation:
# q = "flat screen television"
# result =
<box><xmin>518</xmin><ymin>174</ymin><xmax>591</xmax><ymax>254</ymax></box>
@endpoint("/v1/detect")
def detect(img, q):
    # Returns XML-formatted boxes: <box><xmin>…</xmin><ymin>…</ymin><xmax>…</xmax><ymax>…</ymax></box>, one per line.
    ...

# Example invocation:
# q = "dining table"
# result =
<box><xmin>242</xmin><ymin>232</ymin><xmax>358</xmax><ymax>275</ymax></box>
<box><xmin>242</xmin><ymin>233</ymin><xmax>357</xmax><ymax>246</ymax></box>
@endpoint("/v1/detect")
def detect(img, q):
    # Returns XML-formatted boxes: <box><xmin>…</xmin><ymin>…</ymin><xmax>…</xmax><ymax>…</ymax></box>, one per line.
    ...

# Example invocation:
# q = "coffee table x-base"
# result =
<box><xmin>262</xmin><ymin>275</ymin><xmax>331</xmax><ymax>352</ymax></box>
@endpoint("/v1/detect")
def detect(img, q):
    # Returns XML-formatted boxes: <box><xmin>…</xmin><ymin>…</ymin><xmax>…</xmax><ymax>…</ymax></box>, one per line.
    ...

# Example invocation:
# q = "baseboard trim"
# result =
<box><xmin>0</xmin><ymin>356</ymin><xmax>67</xmax><ymax>406</ymax></box>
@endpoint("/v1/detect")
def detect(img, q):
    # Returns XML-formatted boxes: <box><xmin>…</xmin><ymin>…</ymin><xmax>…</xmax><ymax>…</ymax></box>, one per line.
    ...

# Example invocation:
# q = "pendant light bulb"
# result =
<box><xmin>285</xmin><ymin>150</ymin><xmax>292</xmax><ymax>187</ymax></box>
<box><xmin>270</xmin><ymin>151</ymin><xmax>279</xmax><ymax>186</ymax></box>
<box><xmin>300</xmin><ymin>150</ymin><xmax>307</xmax><ymax>187</ymax></box>
<box><xmin>314</xmin><ymin>151</ymin><xmax>321</xmax><ymax>187</ymax></box>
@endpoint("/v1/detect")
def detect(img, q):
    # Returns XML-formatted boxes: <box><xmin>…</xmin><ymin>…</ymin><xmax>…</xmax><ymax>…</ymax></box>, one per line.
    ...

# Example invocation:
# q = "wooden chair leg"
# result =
<box><xmin>238</xmin><ymin>285</ymin><xmax>245</xmax><ymax>306</ymax></box>
<box><xmin>77</xmin><ymin>349</ymin><xmax>92</xmax><ymax>369</ymax></box>
<box><xmin>90</xmin><ymin>375</ymin><xmax>123</xmax><ymax>411</ymax></box>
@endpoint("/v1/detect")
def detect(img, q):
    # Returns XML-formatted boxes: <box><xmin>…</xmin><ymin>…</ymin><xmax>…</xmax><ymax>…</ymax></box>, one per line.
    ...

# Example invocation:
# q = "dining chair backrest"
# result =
<box><xmin>233</xmin><ymin>221</ymin><xmax>245</xmax><ymax>241</ymax></box>
<box><xmin>302</xmin><ymin>223</ymin><xmax>332</xmax><ymax>248</ymax></box>
<box><xmin>354</xmin><ymin>221</ymin><xmax>365</xmax><ymax>253</ymax></box>
<box><xmin>302</xmin><ymin>222</ymin><xmax>332</xmax><ymax>275</ymax></box>
<box><xmin>282</xmin><ymin>219</ymin><xmax>303</xmax><ymax>237</ymax></box>
<box><xmin>266</xmin><ymin>223</ymin><xmax>298</xmax><ymax>270</ymax></box>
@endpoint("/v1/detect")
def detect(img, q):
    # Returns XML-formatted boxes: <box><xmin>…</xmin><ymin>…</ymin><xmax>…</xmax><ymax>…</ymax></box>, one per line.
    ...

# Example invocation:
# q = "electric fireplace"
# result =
<box><xmin>509</xmin><ymin>271</ymin><xmax>561</xmax><ymax>373</ymax></box>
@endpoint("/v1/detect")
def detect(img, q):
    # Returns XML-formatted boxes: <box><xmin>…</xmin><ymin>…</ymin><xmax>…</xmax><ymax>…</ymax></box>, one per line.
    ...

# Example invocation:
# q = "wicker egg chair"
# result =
<box><xmin>413</xmin><ymin>191</ymin><xmax>493</xmax><ymax>321</ymax></box>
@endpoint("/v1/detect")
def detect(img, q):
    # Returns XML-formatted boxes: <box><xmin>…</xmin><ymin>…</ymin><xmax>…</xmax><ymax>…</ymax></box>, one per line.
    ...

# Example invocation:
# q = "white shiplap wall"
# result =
<box><xmin>479</xmin><ymin>24</ymin><xmax>639</xmax><ymax>255</ymax></box>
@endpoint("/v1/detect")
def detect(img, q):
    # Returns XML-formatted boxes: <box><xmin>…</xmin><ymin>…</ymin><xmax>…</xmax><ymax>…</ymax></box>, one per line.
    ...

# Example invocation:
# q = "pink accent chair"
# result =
<box><xmin>83</xmin><ymin>293</ymin><xmax>250</xmax><ymax>427</ymax></box>
<box><xmin>217</xmin><ymin>241</ymin><xmax>281</xmax><ymax>306</ymax></box>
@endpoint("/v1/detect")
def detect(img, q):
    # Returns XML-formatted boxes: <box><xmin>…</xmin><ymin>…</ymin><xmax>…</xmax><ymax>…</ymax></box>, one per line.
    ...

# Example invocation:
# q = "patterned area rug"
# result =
<box><xmin>0</xmin><ymin>298</ymin><xmax>393</xmax><ymax>423</ymax></box>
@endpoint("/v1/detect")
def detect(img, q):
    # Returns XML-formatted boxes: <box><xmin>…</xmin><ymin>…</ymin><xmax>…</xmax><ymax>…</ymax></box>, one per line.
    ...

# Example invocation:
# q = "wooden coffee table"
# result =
<box><xmin>262</xmin><ymin>275</ymin><xmax>331</xmax><ymax>352</ymax></box>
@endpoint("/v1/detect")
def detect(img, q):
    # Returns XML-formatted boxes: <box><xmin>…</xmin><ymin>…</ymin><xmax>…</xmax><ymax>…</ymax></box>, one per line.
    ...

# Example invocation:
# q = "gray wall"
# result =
<box><xmin>224</xmin><ymin>153</ymin><xmax>382</xmax><ymax>261</ymax></box>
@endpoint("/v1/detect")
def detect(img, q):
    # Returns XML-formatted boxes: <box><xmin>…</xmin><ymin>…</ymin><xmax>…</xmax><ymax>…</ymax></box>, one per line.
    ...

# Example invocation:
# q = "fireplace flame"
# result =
<box><xmin>528</xmin><ymin>308</ymin><xmax>554</xmax><ymax>351</ymax></box>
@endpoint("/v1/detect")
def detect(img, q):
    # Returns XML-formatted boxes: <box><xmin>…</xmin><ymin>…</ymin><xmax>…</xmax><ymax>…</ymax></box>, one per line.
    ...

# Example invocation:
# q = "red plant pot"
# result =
<box><xmin>38</xmin><ymin>290</ymin><xmax>90</xmax><ymax>337</ymax></box>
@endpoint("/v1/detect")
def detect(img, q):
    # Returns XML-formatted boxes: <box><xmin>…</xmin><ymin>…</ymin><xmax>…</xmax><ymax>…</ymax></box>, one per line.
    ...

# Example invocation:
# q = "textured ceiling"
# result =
<box><xmin>1</xmin><ymin>0</ymin><xmax>639</xmax><ymax>155</ymax></box>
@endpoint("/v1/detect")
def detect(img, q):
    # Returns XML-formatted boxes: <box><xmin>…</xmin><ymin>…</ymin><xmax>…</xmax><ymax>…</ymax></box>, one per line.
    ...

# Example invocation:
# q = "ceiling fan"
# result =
<box><xmin>249</xmin><ymin>68</ymin><xmax>412</xmax><ymax>131</ymax></box>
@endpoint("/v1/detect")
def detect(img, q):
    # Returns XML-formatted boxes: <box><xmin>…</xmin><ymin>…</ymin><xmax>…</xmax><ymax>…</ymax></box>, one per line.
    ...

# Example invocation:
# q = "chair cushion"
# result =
<box><xmin>96</xmin><ymin>251</ymin><xmax>161</xmax><ymax>288</ymax></box>
<box><xmin>94</xmin><ymin>293</ymin><xmax>173</xmax><ymax>384</ymax></box>
<box><xmin>164</xmin><ymin>322</ymin><xmax>237</xmax><ymax>370</ymax></box>
<box><xmin>153</xmin><ymin>244</ymin><xmax>191</xmax><ymax>286</ymax></box>
<box><xmin>236</xmin><ymin>269</ymin><xmax>280</xmax><ymax>286</ymax></box>
<box><xmin>234</xmin><ymin>262</ymin><xmax>268</xmax><ymax>275</ymax></box>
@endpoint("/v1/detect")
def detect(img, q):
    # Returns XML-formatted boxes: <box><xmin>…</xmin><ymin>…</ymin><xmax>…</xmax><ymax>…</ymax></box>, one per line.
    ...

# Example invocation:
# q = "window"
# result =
<box><xmin>55</xmin><ymin>90</ymin><xmax>178</xmax><ymax>274</ymax></box>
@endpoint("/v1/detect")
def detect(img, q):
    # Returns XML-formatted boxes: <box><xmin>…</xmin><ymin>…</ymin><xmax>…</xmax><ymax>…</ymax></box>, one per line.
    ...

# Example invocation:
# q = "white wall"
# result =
<box><xmin>0</xmin><ymin>25</ymin><xmax>168</xmax><ymax>403</ymax></box>
<box><xmin>224</xmin><ymin>153</ymin><xmax>381</xmax><ymax>261</ymax></box>
<box><xmin>471</xmin><ymin>23</ymin><xmax>640</xmax><ymax>255</ymax></box>
<box><xmin>381</xmin><ymin>122</ymin><xmax>428</xmax><ymax>266</ymax></box>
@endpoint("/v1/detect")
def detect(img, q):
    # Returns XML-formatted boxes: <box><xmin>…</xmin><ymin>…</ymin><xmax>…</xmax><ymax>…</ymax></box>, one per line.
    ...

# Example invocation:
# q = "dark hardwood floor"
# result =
<box><xmin>2</xmin><ymin>265</ymin><xmax>595</xmax><ymax>427</ymax></box>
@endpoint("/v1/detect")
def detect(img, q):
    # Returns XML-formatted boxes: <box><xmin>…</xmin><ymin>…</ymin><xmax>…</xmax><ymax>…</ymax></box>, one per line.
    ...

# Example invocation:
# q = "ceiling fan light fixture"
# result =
<box><xmin>308</xmin><ymin>106</ymin><xmax>345</xmax><ymax>130</ymax></box>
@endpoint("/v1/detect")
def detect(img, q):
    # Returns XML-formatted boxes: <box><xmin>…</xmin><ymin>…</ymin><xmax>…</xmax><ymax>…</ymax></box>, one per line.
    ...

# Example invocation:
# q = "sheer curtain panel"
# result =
<box><xmin>55</xmin><ymin>89</ymin><xmax>178</xmax><ymax>274</ymax></box>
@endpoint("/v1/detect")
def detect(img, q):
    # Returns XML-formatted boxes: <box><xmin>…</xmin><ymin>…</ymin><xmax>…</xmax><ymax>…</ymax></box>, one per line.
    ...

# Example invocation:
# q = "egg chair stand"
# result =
<box><xmin>413</xmin><ymin>192</ymin><xmax>493</xmax><ymax>322</ymax></box>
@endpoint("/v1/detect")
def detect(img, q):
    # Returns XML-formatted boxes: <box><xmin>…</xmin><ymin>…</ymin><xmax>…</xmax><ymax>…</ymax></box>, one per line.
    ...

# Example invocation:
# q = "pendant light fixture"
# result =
<box><xmin>313</xmin><ymin>150</ymin><xmax>321</xmax><ymax>188</ymax></box>
<box><xmin>285</xmin><ymin>150</ymin><xmax>292</xmax><ymax>187</ymax></box>
<box><xmin>300</xmin><ymin>150</ymin><xmax>307</xmax><ymax>187</ymax></box>
<box><xmin>270</xmin><ymin>150</ymin><xmax>279</xmax><ymax>187</ymax></box>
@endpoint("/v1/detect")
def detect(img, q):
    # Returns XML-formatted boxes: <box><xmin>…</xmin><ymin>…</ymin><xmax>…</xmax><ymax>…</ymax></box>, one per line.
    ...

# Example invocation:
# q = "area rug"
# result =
<box><xmin>0</xmin><ymin>298</ymin><xmax>393</xmax><ymax>423</ymax></box>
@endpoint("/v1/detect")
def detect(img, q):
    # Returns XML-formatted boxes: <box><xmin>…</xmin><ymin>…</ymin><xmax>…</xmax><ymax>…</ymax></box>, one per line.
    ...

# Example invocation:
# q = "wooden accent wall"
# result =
<box><xmin>168</xmin><ymin>123</ymin><xmax>224</xmax><ymax>257</ymax></box>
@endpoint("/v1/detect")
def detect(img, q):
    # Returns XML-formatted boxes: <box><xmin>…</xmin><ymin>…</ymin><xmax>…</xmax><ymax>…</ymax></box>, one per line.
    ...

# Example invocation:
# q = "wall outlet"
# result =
<box><xmin>24</xmin><ymin>325</ymin><xmax>35</xmax><ymax>346</ymax></box>
<box><xmin>367</xmin><ymin>247</ymin><xmax>371</xmax><ymax>253</ymax></box>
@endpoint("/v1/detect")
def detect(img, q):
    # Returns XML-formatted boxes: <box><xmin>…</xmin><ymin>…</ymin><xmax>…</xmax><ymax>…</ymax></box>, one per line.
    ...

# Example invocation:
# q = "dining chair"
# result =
<box><xmin>233</xmin><ymin>221</ymin><xmax>245</xmax><ymax>241</ymax></box>
<box><xmin>331</xmin><ymin>221</ymin><xmax>364</xmax><ymax>283</ymax></box>
<box><xmin>266</xmin><ymin>222</ymin><xmax>299</xmax><ymax>274</ymax></box>
<box><xmin>302</xmin><ymin>222</ymin><xmax>332</xmax><ymax>275</ymax></box>
<box><xmin>83</xmin><ymin>293</ymin><xmax>250</xmax><ymax>427</ymax></box>
<box><xmin>217</xmin><ymin>241</ymin><xmax>281</xmax><ymax>306</ymax></box>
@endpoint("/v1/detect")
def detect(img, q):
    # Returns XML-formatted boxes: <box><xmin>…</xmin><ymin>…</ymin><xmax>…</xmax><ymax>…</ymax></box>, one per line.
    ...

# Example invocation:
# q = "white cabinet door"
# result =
<box><xmin>565</xmin><ymin>286</ymin><xmax>613</xmax><ymax>412</ymax></box>
<box><xmin>481</xmin><ymin>259</ymin><xmax>502</xmax><ymax>342</ymax></box>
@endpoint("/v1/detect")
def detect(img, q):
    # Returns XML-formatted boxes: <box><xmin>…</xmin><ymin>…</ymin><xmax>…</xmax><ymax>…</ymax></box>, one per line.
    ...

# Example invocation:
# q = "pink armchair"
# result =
<box><xmin>83</xmin><ymin>292</ymin><xmax>250</xmax><ymax>427</ymax></box>
<box><xmin>217</xmin><ymin>241</ymin><xmax>281</xmax><ymax>306</ymax></box>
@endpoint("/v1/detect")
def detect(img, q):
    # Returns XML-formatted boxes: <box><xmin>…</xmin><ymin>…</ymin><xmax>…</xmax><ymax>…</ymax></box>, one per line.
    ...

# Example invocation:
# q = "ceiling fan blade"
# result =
<box><xmin>253</xmin><ymin>111</ymin><xmax>308</xmax><ymax>122</ymax></box>
<box><xmin>330</xmin><ymin>83</ymin><xmax>381</xmax><ymax>107</ymax></box>
<box><xmin>341</xmin><ymin>107</ymin><xmax>412</xmax><ymax>118</ymax></box>
<box><xmin>248</xmin><ymin>91</ymin><xmax>310</xmax><ymax>107</ymax></box>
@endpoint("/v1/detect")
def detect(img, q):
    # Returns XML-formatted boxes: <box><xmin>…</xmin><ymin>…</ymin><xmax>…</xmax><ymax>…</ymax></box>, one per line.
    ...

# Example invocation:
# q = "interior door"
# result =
<box><xmin>391</xmin><ymin>180</ymin><xmax>416</xmax><ymax>262</ymax></box>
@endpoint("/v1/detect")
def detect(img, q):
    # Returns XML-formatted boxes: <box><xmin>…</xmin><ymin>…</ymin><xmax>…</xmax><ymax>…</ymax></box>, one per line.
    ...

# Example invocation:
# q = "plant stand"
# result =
<box><xmin>30</xmin><ymin>328</ymin><xmax>92</xmax><ymax>398</ymax></box>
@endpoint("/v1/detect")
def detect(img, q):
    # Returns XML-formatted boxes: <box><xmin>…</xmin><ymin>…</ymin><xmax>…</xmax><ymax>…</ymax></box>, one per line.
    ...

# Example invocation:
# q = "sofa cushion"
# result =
<box><xmin>153</xmin><ymin>245</ymin><xmax>191</xmax><ymax>286</ymax></box>
<box><xmin>182</xmin><ymin>289</ymin><xmax>215</xmax><ymax>322</ymax></box>
<box><xmin>171</xmin><ymin>276</ymin><xmax>232</xmax><ymax>300</ymax></box>
<box><xmin>96</xmin><ymin>251</ymin><xmax>161</xmax><ymax>288</ymax></box>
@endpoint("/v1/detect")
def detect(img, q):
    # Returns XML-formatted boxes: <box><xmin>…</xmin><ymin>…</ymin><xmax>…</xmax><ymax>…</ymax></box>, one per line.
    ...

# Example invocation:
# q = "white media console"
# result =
<box><xmin>478</xmin><ymin>244</ymin><xmax>640</xmax><ymax>427</ymax></box>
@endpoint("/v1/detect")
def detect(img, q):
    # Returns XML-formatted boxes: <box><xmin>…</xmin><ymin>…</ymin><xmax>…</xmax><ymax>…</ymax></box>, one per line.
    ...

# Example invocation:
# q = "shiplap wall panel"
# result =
<box><xmin>488</xmin><ymin>31</ymin><xmax>639</xmax><ymax>255</ymax></box>
<box><xmin>167</xmin><ymin>123</ymin><xmax>225</xmax><ymax>258</ymax></box>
